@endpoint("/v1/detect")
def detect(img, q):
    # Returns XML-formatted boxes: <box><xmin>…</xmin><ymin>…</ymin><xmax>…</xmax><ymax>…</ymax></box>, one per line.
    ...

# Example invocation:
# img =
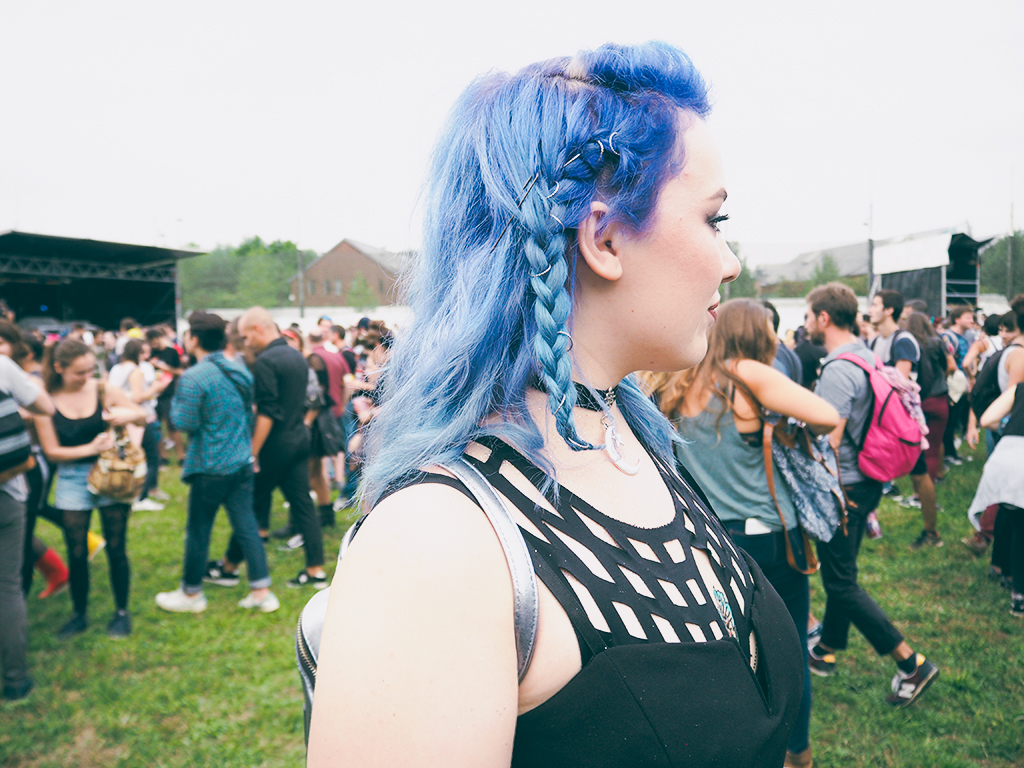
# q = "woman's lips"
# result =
<box><xmin>708</xmin><ymin>303</ymin><xmax>719</xmax><ymax>321</ymax></box>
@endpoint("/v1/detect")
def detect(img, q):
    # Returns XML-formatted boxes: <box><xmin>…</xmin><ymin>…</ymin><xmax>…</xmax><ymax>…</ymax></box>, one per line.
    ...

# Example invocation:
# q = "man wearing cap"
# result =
<box><xmin>155</xmin><ymin>312</ymin><xmax>278</xmax><ymax>613</ymax></box>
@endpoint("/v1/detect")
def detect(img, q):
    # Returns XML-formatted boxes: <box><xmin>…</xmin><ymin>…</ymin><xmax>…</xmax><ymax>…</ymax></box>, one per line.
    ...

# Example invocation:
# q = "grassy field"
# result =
<box><xmin>1</xmin><ymin>441</ymin><xmax>1022</xmax><ymax>767</ymax></box>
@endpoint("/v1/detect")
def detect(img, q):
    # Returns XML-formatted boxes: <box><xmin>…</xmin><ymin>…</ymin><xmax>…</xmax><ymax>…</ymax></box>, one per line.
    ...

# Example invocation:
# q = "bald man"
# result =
<box><xmin>215</xmin><ymin>307</ymin><xmax>327</xmax><ymax>589</ymax></box>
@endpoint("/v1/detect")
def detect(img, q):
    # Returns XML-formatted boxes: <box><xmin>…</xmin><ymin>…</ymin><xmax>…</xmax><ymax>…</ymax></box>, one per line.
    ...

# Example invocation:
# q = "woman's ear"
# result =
<box><xmin>576</xmin><ymin>201</ymin><xmax>623</xmax><ymax>281</ymax></box>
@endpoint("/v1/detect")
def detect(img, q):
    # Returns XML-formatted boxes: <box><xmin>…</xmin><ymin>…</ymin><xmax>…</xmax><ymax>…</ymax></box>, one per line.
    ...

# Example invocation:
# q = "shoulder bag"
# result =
<box><xmin>86</xmin><ymin>384</ymin><xmax>147</xmax><ymax>501</ymax></box>
<box><xmin>763</xmin><ymin>417</ymin><xmax>848</xmax><ymax>575</ymax></box>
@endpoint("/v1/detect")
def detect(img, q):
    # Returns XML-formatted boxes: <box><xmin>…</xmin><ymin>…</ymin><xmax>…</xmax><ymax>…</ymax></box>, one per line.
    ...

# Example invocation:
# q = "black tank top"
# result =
<box><xmin>379</xmin><ymin>437</ymin><xmax>802</xmax><ymax>768</ymax></box>
<box><xmin>1002</xmin><ymin>383</ymin><xmax>1024</xmax><ymax>437</ymax></box>
<box><xmin>52</xmin><ymin>394</ymin><xmax>104</xmax><ymax>464</ymax></box>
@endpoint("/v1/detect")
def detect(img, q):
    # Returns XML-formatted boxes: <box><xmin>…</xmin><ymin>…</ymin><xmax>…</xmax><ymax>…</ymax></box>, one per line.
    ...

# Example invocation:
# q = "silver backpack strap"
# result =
<box><xmin>443</xmin><ymin>457</ymin><xmax>539</xmax><ymax>682</ymax></box>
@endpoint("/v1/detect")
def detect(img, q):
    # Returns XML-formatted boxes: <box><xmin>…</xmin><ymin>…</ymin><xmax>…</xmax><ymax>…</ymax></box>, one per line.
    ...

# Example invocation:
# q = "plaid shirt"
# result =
<box><xmin>171</xmin><ymin>351</ymin><xmax>254</xmax><ymax>478</ymax></box>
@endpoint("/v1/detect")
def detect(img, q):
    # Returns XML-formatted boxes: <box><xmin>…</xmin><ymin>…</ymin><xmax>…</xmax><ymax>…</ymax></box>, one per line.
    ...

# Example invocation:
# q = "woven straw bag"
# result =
<box><xmin>87</xmin><ymin>425</ymin><xmax>147</xmax><ymax>501</ymax></box>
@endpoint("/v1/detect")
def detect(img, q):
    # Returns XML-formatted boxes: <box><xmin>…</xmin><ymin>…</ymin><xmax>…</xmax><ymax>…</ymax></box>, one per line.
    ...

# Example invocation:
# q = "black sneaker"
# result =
<box><xmin>808</xmin><ymin>647</ymin><xmax>836</xmax><ymax>677</ymax></box>
<box><xmin>57</xmin><ymin>613</ymin><xmax>88</xmax><ymax>640</ymax></box>
<box><xmin>288</xmin><ymin>570</ymin><xmax>329</xmax><ymax>589</ymax></box>
<box><xmin>2</xmin><ymin>677</ymin><xmax>34</xmax><ymax>702</ymax></box>
<box><xmin>887</xmin><ymin>654</ymin><xmax>939</xmax><ymax>707</ymax></box>
<box><xmin>203</xmin><ymin>560</ymin><xmax>240</xmax><ymax>587</ymax></box>
<box><xmin>1012</xmin><ymin>595</ymin><xmax>1024</xmax><ymax>618</ymax></box>
<box><xmin>910</xmin><ymin>530</ymin><xmax>943</xmax><ymax>550</ymax></box>
<box><xmin>107</xmin><ymin>610</ymin><xmax>132</xmax><ymax>638</ymax></box>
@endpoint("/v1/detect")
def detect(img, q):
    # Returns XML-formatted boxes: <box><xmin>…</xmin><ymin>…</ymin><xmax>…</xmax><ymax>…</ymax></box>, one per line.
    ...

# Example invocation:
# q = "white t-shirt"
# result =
<box><xmin>0</xmin><ymin>355</ymin><xmax>43</xmax><ymax>501</ymax></box>
<box><xmin>108</xmin><ymin>361</ymin><xmax>158</xmax><ymax>422</ymax></box>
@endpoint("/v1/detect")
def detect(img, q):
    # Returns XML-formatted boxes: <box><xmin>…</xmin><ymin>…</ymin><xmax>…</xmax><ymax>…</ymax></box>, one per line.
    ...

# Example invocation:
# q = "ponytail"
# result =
<box><xmin>43</xmin><ymin>339</ymin><xmax>90</xmax><ymax>393</ymax></box>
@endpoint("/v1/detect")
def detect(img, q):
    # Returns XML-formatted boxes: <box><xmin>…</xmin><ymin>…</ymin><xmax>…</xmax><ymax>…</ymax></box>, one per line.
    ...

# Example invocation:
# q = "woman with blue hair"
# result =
<box><xmin>309</xmin><ymin>42</ymin><xmax>804</xmax><ymax>767</ymax></box>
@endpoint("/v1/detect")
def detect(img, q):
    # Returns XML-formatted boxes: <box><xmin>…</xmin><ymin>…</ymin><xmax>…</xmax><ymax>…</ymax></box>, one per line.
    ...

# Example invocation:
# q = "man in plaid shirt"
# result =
<box><xmin>155</xmin><ymin>312</ymin><xmax>278</xmax><ymax>614</ymax></box>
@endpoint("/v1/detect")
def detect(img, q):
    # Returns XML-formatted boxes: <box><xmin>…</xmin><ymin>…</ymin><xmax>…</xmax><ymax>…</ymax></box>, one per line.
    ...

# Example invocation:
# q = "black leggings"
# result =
<box><xmin>21</xmin><ymin>458</ymin><xmax>65</xmax><ymax>594</ymax></box>
<box><xmin>61</xmin><ymin>504</ymin><xmax>131</xmax><ymax>614</ymax></box>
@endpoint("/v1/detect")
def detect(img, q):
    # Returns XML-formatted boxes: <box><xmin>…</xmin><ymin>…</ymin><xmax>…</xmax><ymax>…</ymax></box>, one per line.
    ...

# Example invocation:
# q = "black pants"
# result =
<box><xmin>140</xmin><ymin>421</ymin><xmax>162</xmax><ymax>500</ymax></box>
<box><xmin>992</xmin><ymin>506</ymin><xmax>1013</xmax><ymax>576</ymax></box>
<box><xmin>995</xmin><ymin>505</ymin><xmax>1024</xmax><ymax>594</ymax></box>
<box><xmin>943</xmin><ymin>395</ymin><xmax>968</xmax><ymax>458</ymax></box>
<box><xmin>816</xmin><ymin>479</ymin><xmax>905</xmax><ymax>655</ymax></box>
<box><xmin>226</xmin><ymin>449</ymin><xmax>323</xmax><ymax>569</ymax></box>
<box><xmin>21</xmin><ymin>457</ymin><xmax>62</xmax><ymax>594</ymax></box>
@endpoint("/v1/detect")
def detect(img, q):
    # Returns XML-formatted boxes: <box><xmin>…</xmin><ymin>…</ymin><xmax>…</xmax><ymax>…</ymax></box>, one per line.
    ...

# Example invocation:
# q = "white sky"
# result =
<box><xmin>1</xmin><ymin>1</ymin><xmax>1021</xmax><ymax>267</ymax></box>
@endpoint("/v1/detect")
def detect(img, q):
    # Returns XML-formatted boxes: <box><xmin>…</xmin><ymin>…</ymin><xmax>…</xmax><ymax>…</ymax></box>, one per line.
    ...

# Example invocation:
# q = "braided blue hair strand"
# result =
<box><xmin>362</xmin><ymin>41</ymin><xmax>711</xmax><ymax>506</ymax></box>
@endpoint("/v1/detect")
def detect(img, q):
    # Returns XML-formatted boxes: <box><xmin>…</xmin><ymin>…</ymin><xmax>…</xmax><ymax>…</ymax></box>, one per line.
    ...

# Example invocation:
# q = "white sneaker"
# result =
<box><xmin>155</xmin><ymin>588</ymin><xmax>207</xmax><ymax>613</ymax></box>
<box><xmin>132</xmin><ymin>498</ymin><xmax>165</xmax><ymax>512</ymax></box>
<box><xmin>238</xmin><ymin>591</ymin><xmax>280</xmax><ymax>613</ymax></box>
<box><xmin>149</xmin><ymin>489</ymin><xmax>171</xmax><ymax>502</ymax></box>
<box><xmin>279</xmin><ymin>533</ymin><xmax>305</xmax><ymax>551</ymax></box>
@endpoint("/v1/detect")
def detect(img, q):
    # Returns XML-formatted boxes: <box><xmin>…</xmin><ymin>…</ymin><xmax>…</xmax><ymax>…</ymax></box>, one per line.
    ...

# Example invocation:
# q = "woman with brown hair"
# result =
<box><xmin>659</xmin><ymin>298</ymin><xmax>839</xmax><ymax>768</ymax></box>
<box><xmin>34</xmin><ymin>339</ymin><xmax>146</xmax><ymax>639</ymax></box>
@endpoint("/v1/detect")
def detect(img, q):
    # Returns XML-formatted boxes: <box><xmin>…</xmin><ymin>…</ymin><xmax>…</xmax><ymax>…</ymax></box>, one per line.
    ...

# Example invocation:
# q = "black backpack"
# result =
<box><xmin>916</xmin><ymin>339</ymin><xmax>949</xmax><ymax>401</ymax></box>
<box><xmin>971</xmin><ymin>344</ymin><xmax>1021</xmax><ymax>420</ymax></box>
<box><xmin>0</xmin><ymin>388</ymin><xmax>32</xmax><ymax>474</ymax></box>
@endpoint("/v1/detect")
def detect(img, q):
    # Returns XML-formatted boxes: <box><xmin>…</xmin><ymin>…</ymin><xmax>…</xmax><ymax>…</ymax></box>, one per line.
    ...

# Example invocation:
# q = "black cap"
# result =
<box><xmin>356</xmin><ymin>317</ymin><xmax>371</xmax><ymax>330</ymax></box>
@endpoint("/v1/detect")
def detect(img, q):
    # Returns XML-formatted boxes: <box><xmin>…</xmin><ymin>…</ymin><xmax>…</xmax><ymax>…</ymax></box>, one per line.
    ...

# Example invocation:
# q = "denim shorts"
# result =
<box><xmin>53</xmin><ymin>462</ymin><xmax>120</xmax><ymax>511</ymax></box>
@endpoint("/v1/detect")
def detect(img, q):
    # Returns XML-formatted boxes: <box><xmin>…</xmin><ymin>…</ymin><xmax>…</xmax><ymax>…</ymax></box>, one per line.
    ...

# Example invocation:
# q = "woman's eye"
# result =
<box><xmin>708</xmin><ymin>214</ymin><xmax>729</xmax><ymax>232</ymax></box>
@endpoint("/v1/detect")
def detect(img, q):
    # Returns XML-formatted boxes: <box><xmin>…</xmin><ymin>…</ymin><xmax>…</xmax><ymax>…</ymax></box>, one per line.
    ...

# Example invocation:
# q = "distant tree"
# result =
<box><xmin>347</xmin><ymin>273</ymin><xmax>379</xmax><ymax>310</ymax></box>
<box><xmin>980</xmin><ymin>231</ymin><xmax>1024</xmax><ymax>298</ymax></box>
<box><xmin>727</xmin><ymin>255</ymin><xmax>758</xmax><ymax>299</ymax></box>
<box><xmin>810</xmin><ymin>253</ymin><xmax>841</xmax><ymax>287</ymax></box>
<box><xmin>178</xmin><ymin>237</ymin><xmax>315</xmax><ymax>311</ymax></box>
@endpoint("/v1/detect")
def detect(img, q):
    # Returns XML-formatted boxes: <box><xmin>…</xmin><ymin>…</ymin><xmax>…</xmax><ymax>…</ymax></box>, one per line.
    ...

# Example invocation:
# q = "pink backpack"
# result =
<box><xmin>834</xmin><ymin>352</ymin><xmax>924</xmax><ymax>482</ymax></box>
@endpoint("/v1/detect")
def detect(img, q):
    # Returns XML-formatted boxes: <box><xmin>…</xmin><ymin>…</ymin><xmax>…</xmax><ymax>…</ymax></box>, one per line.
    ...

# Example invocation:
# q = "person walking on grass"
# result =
<box><xmin>0</xmin><ymin>345</ymin><xmax>54</xmax><ymax>701</ymax></box>
<box><xmin>804</xmin><ymin>282</ymin><xmax>939</xmax><ymax>707</ymax></box>
<box><xmin>211</xmin><ymin>307</ymin><xmax>327</xmax><ymax>590</ymax></box>
<box><xmin>154</xmin><ymin>312</ymin><xmax>278</xmax><ymax>614</ymax></box>
<box><xmin>869</xmin><ymin>290</ymin><xmax>943</xmax><ymax>549</ymax></box>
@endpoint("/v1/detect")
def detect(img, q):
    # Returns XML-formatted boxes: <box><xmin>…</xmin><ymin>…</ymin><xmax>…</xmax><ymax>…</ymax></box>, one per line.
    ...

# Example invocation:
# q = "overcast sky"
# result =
<box><xmin>1</xmin><ymin>1</ymin><xmax>1021</xmax><ymax>267</ymax></box>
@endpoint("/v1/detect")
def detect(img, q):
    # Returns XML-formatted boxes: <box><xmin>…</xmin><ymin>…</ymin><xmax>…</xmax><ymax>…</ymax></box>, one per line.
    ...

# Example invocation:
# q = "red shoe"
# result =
<box><xmin>35</xmin><ymin>548</ymin><xmax>69</xmax><ymax>599</ymax></box>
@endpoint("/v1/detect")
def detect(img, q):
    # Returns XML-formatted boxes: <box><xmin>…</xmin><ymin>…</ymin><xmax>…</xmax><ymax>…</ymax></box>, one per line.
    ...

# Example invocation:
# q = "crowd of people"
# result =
<box><xmin>0</xmin><ymin>306</ymin><xmax>390</xmax><ymax>702</ymax></box>
<box><xmin>1</xmin><ymin>39</ymin><xmax>1020</xmax><ymax>768</ymax></box>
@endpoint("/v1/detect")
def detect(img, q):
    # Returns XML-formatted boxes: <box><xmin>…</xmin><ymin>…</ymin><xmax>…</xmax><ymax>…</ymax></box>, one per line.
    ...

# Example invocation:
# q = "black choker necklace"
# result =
<box><xmin>532</xmin><ymin>377</ymin><xmax>619</xmax><ymax>411</ymax></box>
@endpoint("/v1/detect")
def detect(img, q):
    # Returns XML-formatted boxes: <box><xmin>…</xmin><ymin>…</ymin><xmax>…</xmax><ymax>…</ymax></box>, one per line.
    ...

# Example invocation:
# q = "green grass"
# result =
<box><xmin>2</xmin><ymin>442</ymin><xmax>1022</xmax><ymax>767</ymax></box>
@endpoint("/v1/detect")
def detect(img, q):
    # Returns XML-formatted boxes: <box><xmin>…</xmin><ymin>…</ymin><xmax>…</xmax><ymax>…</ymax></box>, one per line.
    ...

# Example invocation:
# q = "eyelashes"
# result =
<box><xmin>707</xmin><ymin>213</ymin><xmax>730</xmax><ymax>232</ymax></box>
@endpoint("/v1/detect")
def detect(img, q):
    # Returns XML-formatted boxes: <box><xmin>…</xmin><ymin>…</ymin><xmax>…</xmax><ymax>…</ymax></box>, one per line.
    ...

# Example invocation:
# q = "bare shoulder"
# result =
<box><xmin>733</xmin><ymin>358</ymin><xmax>779</xmax><ymax>382</ymax></box>
<box><xmin>346</xmin><ymin>480</ymin><xmax>512</xmax><ymax>577</ymax></box>
<box><xmin>309</xmin><ymin>480</ymin><xmax>519</xmax><ymax>767</ymax></box>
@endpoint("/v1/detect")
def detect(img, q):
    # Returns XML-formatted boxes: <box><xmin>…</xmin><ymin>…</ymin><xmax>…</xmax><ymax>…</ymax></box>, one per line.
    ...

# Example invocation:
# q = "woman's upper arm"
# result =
<box><xmin>981</xmin><ymin>387</ymin><xmax>1015</xmax><ymax>429</ymax></box>
<box><xmin>34</xmin><ymin>414</ymin><xmax>62</xmax><ymax>459</ymax></box>
<box><xmin>1006</xmin><ymin>348</ymin><xmax>1024</xmax><ymax>388</ymax></box>
<box><xmin>307</xmin><ymin>484</ymin><xmax>519</xmax><ymax>768</ymax></box>
<box><xmin>734</xmin><ymin>359</ymin><xmax>840</xmax><ymax>429</ymax></box>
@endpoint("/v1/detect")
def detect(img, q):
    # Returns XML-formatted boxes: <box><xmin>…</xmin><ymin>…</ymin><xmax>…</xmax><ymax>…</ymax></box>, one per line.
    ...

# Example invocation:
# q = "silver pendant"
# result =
<box><xmin>603</xmin><ymin>417</ymin><xmax>640</xmax><ymax>476</ymax></box>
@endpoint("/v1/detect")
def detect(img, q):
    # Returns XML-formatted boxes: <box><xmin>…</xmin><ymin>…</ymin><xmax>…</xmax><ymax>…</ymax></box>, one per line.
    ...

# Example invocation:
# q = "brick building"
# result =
<box><xmin>290</xmin><ymin>238</ymin><xmax>409</xmax><ymax>307</ymax></box>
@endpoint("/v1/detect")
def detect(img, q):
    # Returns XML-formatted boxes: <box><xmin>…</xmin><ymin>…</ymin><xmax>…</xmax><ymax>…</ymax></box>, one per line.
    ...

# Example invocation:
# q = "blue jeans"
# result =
<box><xmin>182</xmin><ymin>466</ymin><xmax>269</xmax><ymax>593</ymax></box>
<box><xmin>727</xmin><ymin>525</ymin><xmax>811</xmax><ymax>755</ymax></box>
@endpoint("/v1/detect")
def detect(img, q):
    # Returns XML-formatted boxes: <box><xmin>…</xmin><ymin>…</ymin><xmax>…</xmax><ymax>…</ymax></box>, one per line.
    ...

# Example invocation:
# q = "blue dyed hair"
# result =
<box><xmin>363</xmin><ymin>41</ymin><xmax>711</xmax><ymax>505</ymax></box>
